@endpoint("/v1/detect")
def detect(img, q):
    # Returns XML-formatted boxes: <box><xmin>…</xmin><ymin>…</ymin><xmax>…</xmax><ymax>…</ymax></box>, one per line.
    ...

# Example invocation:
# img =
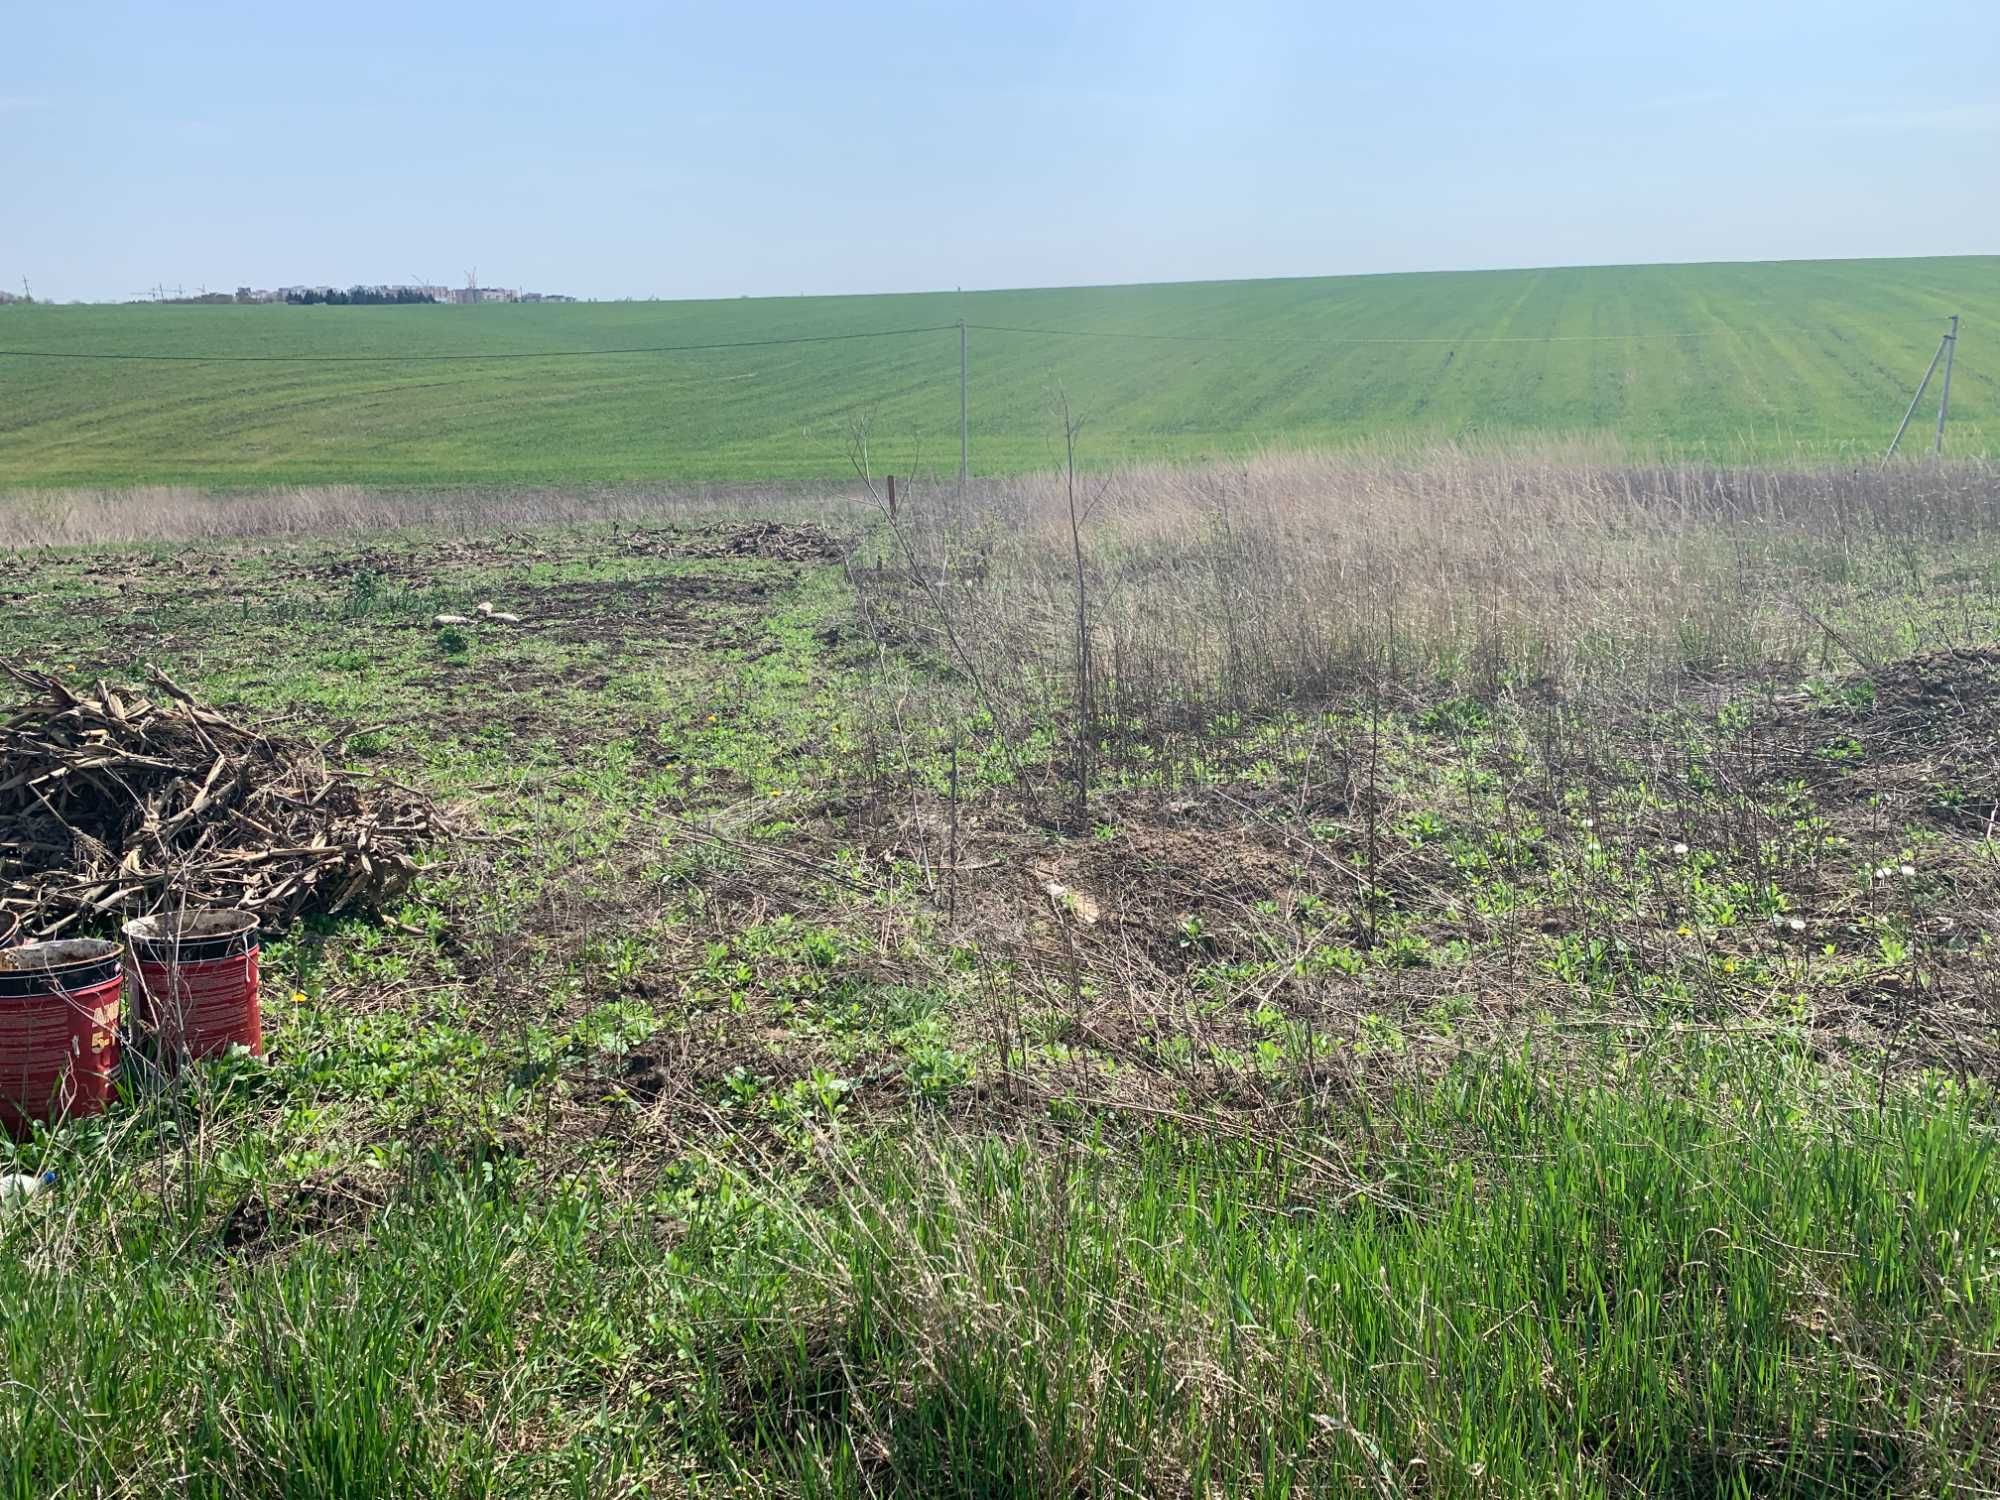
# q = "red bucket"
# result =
<box><xmin>124</xmin><ymin>911</ymin><xmax>262</xmax><ymax>1063</ymax></box>
<box><xmin>0</xmin><ymin>939</ymin><xmax>123</xmax><ymax>1136</ymax></box>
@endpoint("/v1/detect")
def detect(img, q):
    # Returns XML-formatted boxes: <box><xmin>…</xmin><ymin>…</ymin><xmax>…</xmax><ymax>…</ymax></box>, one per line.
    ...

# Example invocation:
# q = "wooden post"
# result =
<box><xmin>886</xmin><ymin>473</ymin><xmax>897</xmax><ymax>520</ymax></box>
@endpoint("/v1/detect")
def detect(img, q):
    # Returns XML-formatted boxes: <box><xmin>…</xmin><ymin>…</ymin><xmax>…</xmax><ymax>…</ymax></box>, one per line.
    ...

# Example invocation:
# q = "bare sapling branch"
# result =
<box><xmin>1053</xmin><ymin>388</ymin><xmax>1093</xmax><ymax>830</ymax></box>
<box><xmin>843</xmin><ymin>415</ymin><xmax>1029</xmax><ymax>798</ymax></box>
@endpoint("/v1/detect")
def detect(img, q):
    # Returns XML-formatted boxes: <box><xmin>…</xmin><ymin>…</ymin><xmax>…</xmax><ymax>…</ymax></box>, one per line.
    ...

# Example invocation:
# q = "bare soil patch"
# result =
<box><xmin>288</xmin><ymin>521</ymin><xmax>845</xmax><ymax>588</ymax></box>
<box><xmin>506</xmin><ymin>572</ymin><xmax>790</xmax><ymax>646</ymax></box>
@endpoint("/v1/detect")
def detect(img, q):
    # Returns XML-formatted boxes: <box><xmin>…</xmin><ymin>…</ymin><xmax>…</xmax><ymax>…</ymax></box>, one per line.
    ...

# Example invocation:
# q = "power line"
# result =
<box><xmin>0</xmin><ymin>323</ymin><xmax>960</xmax><ymax>364</ymax></box>
<box><xmin>964</xmin><ymin>318</ymin><xmax>1952</xmax><ymax>347</ymax></box>
<box><xmin>0</xmin><ymin>315</ymin><xmax>1960</xmax><ymax>364</ymax></box>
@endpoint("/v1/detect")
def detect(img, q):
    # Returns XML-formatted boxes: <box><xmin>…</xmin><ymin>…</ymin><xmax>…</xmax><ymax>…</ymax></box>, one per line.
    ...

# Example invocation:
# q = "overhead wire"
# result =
<box><xmin>0</xmin><ymin>315</ymin><xmax>1958</xmax><ymax>363</ymax></box>
<box><xmin>0</xmin><ymin>323</ymin><xmax>960</xmax><ymax>363</ymax></box>
<box><xmin>963</xmin><ymin>318</ymin><xmax>1953</xmax><ymax>346</ymax></box>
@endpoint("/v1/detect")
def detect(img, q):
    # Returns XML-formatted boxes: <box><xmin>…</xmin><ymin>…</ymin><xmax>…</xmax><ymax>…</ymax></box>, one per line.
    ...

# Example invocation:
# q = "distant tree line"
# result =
<box><xmin>287</xmin><ymin>287</ymin><xmax>437</xmax><ymax>306</ymax></box>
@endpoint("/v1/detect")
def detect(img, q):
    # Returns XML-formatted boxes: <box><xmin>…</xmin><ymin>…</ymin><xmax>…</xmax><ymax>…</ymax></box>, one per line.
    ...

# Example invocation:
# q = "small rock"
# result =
<box><xmin>1042</xmin><ymin>880</ymin><xmax>1101</xmax><ymax>926</ymax></box>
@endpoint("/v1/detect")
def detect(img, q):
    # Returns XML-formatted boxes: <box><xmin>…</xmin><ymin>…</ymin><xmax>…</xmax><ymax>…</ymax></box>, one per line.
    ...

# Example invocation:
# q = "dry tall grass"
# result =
<box><xmin>0</xmin><ymin>481</ymin><xmax>844</xmax><ymax>547</ymax></box>
<box><xmin>859</xmin><ymin>447</ymin><xmax>2000</xmax><ymax>729</ymax></box>
<box><xmin>11</xmin><ymin>445</ymin><xmax>1995</xmax><ymax>716</ymax></box>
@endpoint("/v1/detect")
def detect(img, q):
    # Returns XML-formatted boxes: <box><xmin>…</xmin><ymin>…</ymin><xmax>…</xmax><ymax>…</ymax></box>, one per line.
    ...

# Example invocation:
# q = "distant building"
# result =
<box><xmin>240</xmin><ymin>280</ymin><xmax>557</xmax><ymax>305</ymax></box>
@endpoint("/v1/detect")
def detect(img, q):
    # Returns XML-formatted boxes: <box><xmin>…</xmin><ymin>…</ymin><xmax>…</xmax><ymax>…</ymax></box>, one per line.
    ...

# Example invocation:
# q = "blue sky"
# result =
<box><xmin>3</xmin><ymin>0</ymin><xmax>1995</xmax><ymax>302</ymax></box>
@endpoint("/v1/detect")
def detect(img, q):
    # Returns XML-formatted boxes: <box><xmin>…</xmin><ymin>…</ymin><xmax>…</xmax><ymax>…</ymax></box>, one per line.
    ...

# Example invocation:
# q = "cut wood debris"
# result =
<box><xmin>431</xmin><ymin>605</ymin><xmax>523</xmax><ymax>628</ymax></box>
<box><xmin>0</xmin><ymin>664</ymin><xmax>448</xmax><ymax>937</ymax></box>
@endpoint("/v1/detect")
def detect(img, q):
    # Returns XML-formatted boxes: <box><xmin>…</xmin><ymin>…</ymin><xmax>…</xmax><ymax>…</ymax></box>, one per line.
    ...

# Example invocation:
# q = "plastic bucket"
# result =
<box><xmin>0</xmin><ymin>939</ymin><xmax>123</xmax><ymax>1136</ymax></box>
<box><xmin>124</xmin><ymin>911</ymin><xmax>262</xmax><ymax>1063</ymax></box>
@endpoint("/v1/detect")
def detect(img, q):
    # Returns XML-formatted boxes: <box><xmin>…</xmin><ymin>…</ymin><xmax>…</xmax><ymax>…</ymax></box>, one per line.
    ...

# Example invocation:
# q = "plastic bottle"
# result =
<box><xmin>0</xmin><ymin>1170</ymin><xmax>56</xmax><ymax>1207</ymax></box>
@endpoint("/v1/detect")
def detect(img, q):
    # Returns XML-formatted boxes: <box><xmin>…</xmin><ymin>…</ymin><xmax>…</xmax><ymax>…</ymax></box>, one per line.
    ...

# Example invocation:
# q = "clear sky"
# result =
<box><xmin>4</xmin><ymin>0</ymin><xmax>1996</xmax><ymax>303</ymax></box>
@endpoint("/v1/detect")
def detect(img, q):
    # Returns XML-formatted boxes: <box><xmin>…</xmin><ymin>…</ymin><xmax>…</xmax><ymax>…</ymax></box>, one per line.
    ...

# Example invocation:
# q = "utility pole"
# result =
<box><xmin>958</xmin><ymin>318</ymin><xmax>969</xmax><ymax>502</ymax></box>
<box><xmin>1885</xmin><ymin>321</ymin><xmax>1951</xmax><ymax>463</ymax></box>
<box><xmin>1933</xmin><ymin>314</ymin><xmax>1959</xmax><ymax>455</ymax></box>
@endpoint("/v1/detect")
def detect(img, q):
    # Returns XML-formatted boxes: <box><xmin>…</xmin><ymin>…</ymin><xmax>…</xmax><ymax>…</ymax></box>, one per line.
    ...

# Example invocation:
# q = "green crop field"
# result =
<box><xmin>0</xmin><ymin>255</ymin><xmax>1993</xmax><ymax>487</ymax></box>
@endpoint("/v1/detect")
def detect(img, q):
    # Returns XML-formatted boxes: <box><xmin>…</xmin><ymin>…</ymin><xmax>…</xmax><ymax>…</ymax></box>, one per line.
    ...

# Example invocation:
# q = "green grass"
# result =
<box><xmin>1</xmin><ymin>255</ymin><xmax>1993</xmax><ymax>486</ymax></box>
<box><xmin>5</xmin><ymin>1047</ymin><xmax>1992</xmax><ymax>1497</ymax></box>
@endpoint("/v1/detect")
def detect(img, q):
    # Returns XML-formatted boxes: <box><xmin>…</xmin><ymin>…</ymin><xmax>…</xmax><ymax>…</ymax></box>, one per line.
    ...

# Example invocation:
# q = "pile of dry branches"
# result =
<box><xmin>0</xmin><ymin>665</ymin><xmax>446</xmax><ymax>937</ymax></box>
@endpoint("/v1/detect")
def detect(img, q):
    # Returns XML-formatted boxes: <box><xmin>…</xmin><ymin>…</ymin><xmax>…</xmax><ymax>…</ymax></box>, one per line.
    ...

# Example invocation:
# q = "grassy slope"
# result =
<box><xmin>0</xmin><ymin>256</ymin><xmax>1993</xmax><ymax>485</ymax></box>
